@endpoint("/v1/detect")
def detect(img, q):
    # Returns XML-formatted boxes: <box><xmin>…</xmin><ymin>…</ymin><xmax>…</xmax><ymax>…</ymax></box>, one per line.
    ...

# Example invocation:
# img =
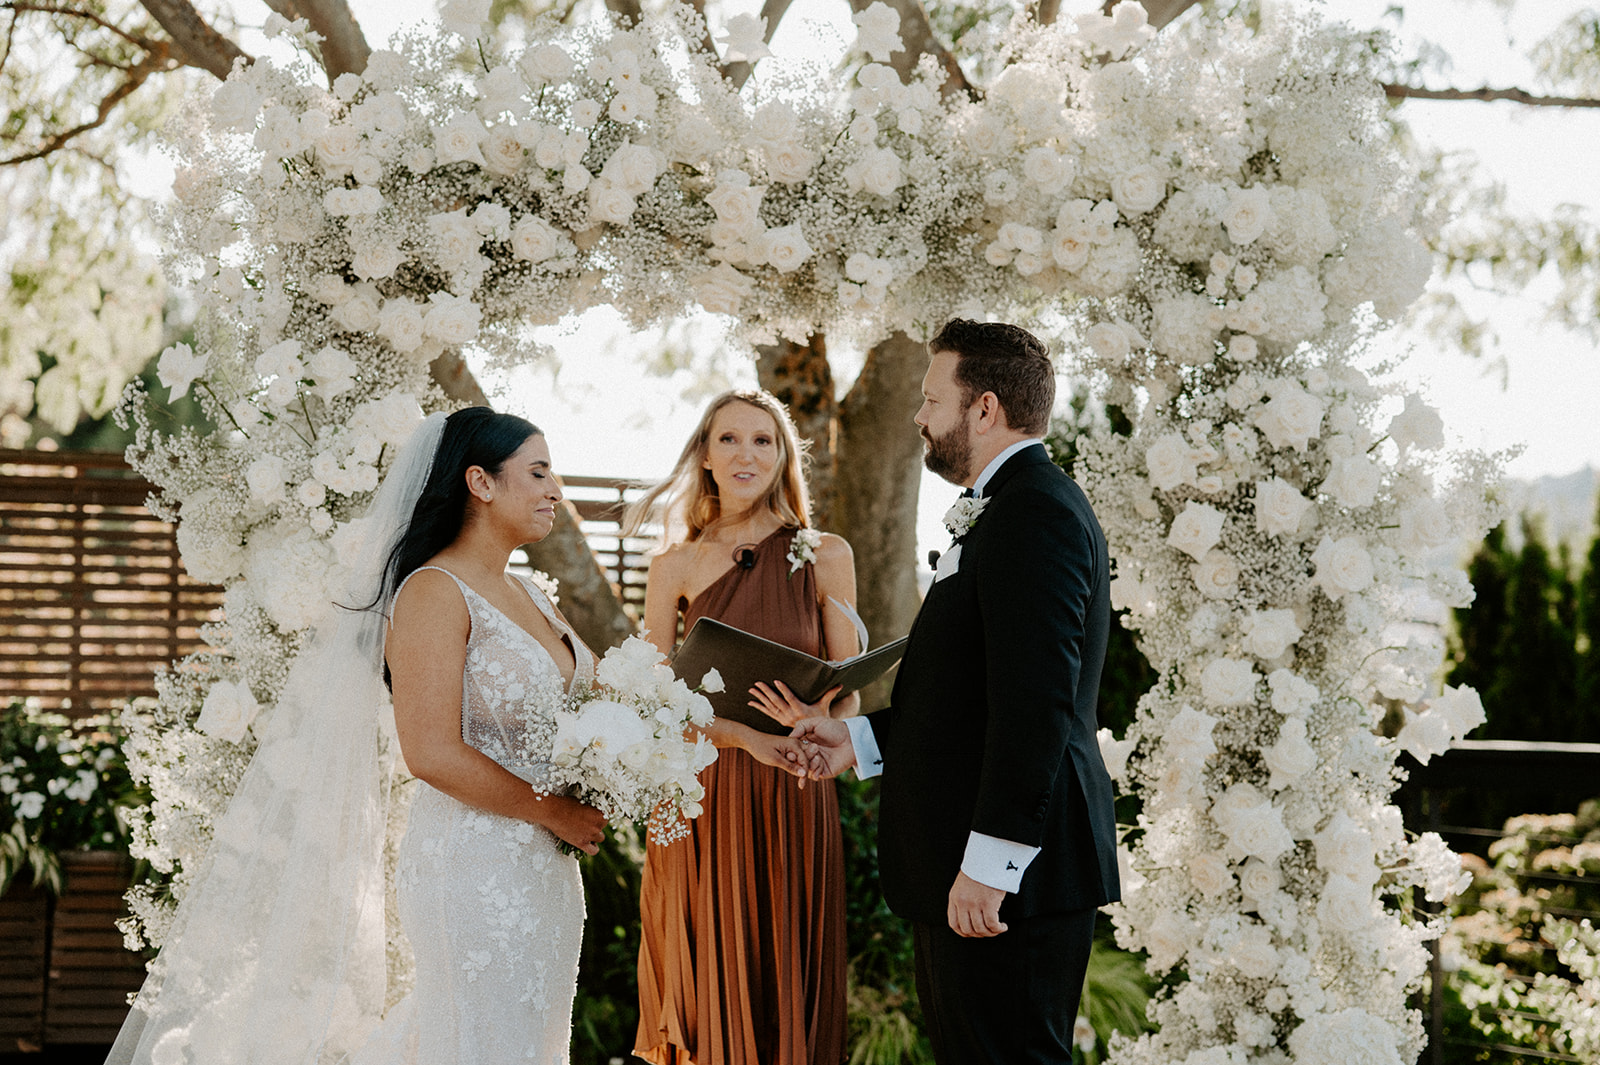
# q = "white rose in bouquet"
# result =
<box><xmin>1253</xmin><ymin>379</ymin><xmax>1324</xmax><ymax>452</ymax></box>
<box><xmin>1316</xmin><ymin>873</ymin><xmax>1377</xmax><ymax>937</ymax></box>
<box><xmin>1324</xmin><ymin>453</ymin><xmax>1381</xmax><ymax>509</ymax></box>
<box><xmin>521</xmin><ymin>43</ymin><xmax>574</xmax><ymax>84</ymax></box>
<box><xmin>1164</xmin><ymin>706</ymin><xmax>1218</xmax><ymax>766</ymax></box>
<box><xmin>1429</xmin><ymin>685</ymin><xmax>1485</xmax><ymax>737</ymax></box>
<box><xmin>1267</xmin><ymin>668</ymin><xmax>1319</xmax><ymax>718</ymax></box>
<box><xmin>1191</xmin><ymin>550</ymin><xmax>1240</xmax><ymax>600</ymax></box>
<box><xmin>1112</xmin><ymin>165</ymin><xmax>1166</xmax><ymax>215</ymax></box>
<box><xmin>1238</xmin><ymin>857</ymin><xmax>1281</xmax><ymax>902</ymax></box>
<box><xmin>759</xmin><ymin>225</ymin><xmax>813</xmax><ymax>273</ymax></box>
<box><xmin>1288</xmin><ymin>1008</ymin><xmax>1403</xmax><ymax>1065</ymax></box>
<box><xmin>1263</xmin><ymin>718</ymin><xmax>1316</xmax><ymax>791</ymax></box>
<box><xmin>1230</xmin><ymin>922</ymin><xmax>1280</xmax><ymax>979</ymax></box>
<box><xmin>1397</xmin><ymin>497</ymin><xmax>1455</xmax><ymax>555</ymax></box>
<box><xmin>378</xmin><ymin>298</ymin><xmax>427</xmax><ymax>353</ymax></box>
<box><xmin>422</xmin><ymin>292</ymin><xmax>482</xmax><ymax>345</ymax></box>
<box><xmin>1313</xmin><ymin>811</ymin><xmax>1377</xmax><ymax>883</ymax></box>
<box><xmin>1188</xmin><ymin>851</ymin><xmax>1233</xmax><ymax>897</ymax></box>
<box><xmin>433</xmin><ymin>111</ymin><xmax>488</xmax><ymax>167</ymax></box>
<box><xmin>1221</xmin><ymin>184</ymin><xmax>1273</xmax><ymax>245</ymax></box>
<box><xmin>1145</xmin><ymin>431</ymin><xmax>1197</xmax><ymax>491</ymax></box>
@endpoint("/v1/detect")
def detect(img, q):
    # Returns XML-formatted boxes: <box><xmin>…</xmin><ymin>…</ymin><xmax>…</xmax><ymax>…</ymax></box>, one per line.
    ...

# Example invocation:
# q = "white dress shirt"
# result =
<box><xmin>845</xmin><ymin>439</ymin><xmax>1047</xmax><ymax>894</ymax></box>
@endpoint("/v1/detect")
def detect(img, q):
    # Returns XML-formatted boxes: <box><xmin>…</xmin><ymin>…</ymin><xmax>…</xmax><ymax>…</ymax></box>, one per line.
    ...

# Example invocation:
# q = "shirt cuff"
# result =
<box><xmin>961</xmin><ymin>832</ymin><xmax>1041</xmax><ymax>894</ymax></box>
<box><xmin>845</xmin><ymin>716</ymin><xmax>884</xmax><ymax>780</ymax></box>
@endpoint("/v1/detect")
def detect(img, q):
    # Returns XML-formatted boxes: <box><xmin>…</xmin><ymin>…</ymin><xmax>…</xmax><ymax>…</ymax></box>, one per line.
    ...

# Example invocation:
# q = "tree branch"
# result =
<box><xmin>2</xmin><ymin>2</ymin><xmax>158</xmax><ymax>50</ymax></box>
<box><xmin>0</xmin><ymin>41</ymin><xmax>170</xmax><ymax>165</ymax></box>
<box><xmin>259</xmin><ymin>0</ymin><xmax>368</xmax><ymax>81</ymax></box>
<box><xmin>602</xmin><ymin>0</ymin><xmax>640</xmax><ymax>26</ymax></box>
<box><xmin>846</xmin><ymin>0</ymin><xmax>968</xmax><ymax>98</ymax></box>
<box><xmin>1382</xmin><ymin>82</ymin><xmax>1600</xmax><ymax>109</ymax></box>
<box><xmin>137</xmin><ymin>0</ymin><xmax>249</xmax><ymax>80</ymax></box>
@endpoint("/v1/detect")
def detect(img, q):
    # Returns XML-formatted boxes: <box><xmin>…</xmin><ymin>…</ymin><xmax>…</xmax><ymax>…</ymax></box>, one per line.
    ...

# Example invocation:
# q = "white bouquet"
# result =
<box><xmin>543</xmin><ymin>636</ymin><xmax>720</xmax><ymax>845</ymax></box>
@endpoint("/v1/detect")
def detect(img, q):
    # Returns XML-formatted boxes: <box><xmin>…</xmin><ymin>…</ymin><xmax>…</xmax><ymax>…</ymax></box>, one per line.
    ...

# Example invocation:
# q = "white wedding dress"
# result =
<box><xmin>354</xmin><ymin>566</ymin><xmax>594</xmax><ymax>1065</ymax></box>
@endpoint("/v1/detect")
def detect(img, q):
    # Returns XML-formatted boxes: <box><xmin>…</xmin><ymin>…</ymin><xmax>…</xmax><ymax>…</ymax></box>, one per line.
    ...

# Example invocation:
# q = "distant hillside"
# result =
<box><xmin>1499</xmin><ymin>466</ymin><xmax>1597</xmax><ymax>549</ymax></box>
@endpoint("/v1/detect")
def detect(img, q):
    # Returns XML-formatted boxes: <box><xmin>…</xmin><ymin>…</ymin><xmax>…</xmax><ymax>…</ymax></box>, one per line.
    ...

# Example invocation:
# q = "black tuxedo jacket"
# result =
<box><xmin>867</xmin><ymin>444</ymin><xmax>1120</xmax><ymax>925</ymax></box>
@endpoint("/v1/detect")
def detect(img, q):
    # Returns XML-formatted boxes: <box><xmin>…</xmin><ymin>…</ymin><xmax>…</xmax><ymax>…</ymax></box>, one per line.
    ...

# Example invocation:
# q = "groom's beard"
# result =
<box><xmin>921</xmin><ymin>422</ymin><xmax>972</xmax><ymax>484</ymax></box>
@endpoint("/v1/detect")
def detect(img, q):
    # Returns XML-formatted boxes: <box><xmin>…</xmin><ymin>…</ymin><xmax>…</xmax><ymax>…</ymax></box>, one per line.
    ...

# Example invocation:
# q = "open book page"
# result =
<box><xmin>670</xmin><ymin>618</ymin><xmax>908</xmax><ymax>736</ymax></box>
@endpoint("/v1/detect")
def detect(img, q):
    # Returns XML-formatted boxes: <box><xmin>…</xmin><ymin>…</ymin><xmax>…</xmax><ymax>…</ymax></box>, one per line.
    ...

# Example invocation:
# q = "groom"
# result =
<box><xmin>794</xmin><ymin>319</ymin><xmax>1120</xmax><ymax>1064</ymax></box>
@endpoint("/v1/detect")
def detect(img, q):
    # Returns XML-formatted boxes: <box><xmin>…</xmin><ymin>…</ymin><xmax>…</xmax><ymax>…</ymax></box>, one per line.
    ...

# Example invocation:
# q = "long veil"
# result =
<box><xmin>107</xmin><ymin>412</ymin><xmax>448</xmax><ymax>1065</ymax></box>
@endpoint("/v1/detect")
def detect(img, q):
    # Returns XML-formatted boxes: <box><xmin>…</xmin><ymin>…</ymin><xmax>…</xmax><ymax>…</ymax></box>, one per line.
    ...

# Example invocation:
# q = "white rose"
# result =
<box><xmin>1227</xmin><ymin>334</ymin><xmax>1258</xmax><ymax>362</ymax></box>
<box><xmin>852</xmin><ymin>146</ymin><xmax>903</xmax><ymax>196</ymax></box>
<box><xmin>1396</xmin><ymin>706</ymin><xmax>1455</xmax><ymax>765</ymax></box>
<box><xmin>1324</xmin><ymin>453</ymin><xmax>1380</xmax><ymax>509</ymax></box>
<box><xmin>1200</xmin><ymin>657</ymin><xmax>1256</xmax><ymax>707</ymax></box>
<box><xmin>521</xmin><ymin>43</ymin><xmax>574</xmax><ymax>84</ymax></box>
<box><xmin>428</xmin><ymin>208</ymin><xmax>481</xmax><ymax>268</ymax></box>
<box><xmin>439</xmin><ymin>0</ymin><xmax>491</xmax><ymax>38</ymax></box>
<box><xmin>196</xmin><ymin>679</ymin><xmax>260</xmax><ymax>743</ymax></box>
<box><xmin>705</xmin><ymin>182</ymin><xmax>764</xmax><ymax>234</ymax></box>
<box><xmin>1111</xmin><ymin>165</ymin><xmax>1166</xmax><ymax>215</ymax></box>
<box><xmin>1388</xmin><ymin>393</ymin><xmax>1445</xmax><ymax>452</ymax></box>
<box><xmin>766</xmin><ymin>142</ymin><xmax>816</xmax><ymax>184</ymax></box>
<box><xmin>1431</xmin><ymin>685</ymin><xmax>1485</xmax><ymax>737</ymax></box>
<box><xmin>246</xmin><ymin>454</ymin><xmax>289</xmax><ymax>504</ymax></box>
<box><xmin>1144</xmin><ymin>911</ymin><xmax>1197</xmax><ymax>972</ymax></box>
<box><xmin>1254</xmin><ymin>476</ymin><xmax>1314</xmax><ymax>537</ymax></box>
<box><xmin>1191</xmin><ymin>550</ymin><xmax>1240</xmax><ymax>600</ymax></box>
<box><xmin>1241</xmin><ymin>608</ymin><xmax>1302</xmax><ymax>660</ymax></box>
<box><xmin>1165</xmin><ymin>706</ymin><xmax>1218</xmax><ymax>765</ymax></box>
<box><xmin>1263</xmin><ymin>718</ymin><xmax>1316</xmax><ymax>790</ymax></box>
<box><xmin>1189</xmin><ymin>852</ymin><xmax>1233</xmax><ymax>897</ymax></box>
<box><xmin>1086</xmin><ymin>322</ymin><xmax>1131</xmax><ymax>363</ymax></box>
<box><xmin>749</xmin><ymin>101</ymin><xmax>799</xmax><ymax>146</ymax></box>
<box><xmin>759</xmin><ymin>225</ymin><xmax>813</xmax><ymax>273</ymax></box>
<box><xmin>378</xmin><ymin>298</ymin><xmax>427</xmax><ymax>354</ymax></box>
<box><xmin>510</xmin><ymin>216</ymin><xmax>565</xmax><ymax>264</ymax></box>
<box><xmin>694</xmin><ymin>263</ymin><xmax>753</xmax><ymax>316</ymax></box>
<box><xmin>600</xmin><ymin>141</ymin><xmax>660</xmax><ymax>196</ymax></box>
<box><xmin>1253</xmin><ymin>379</ymin><xmax>1325</xmax><ymax>451</ymax></box>
<box><xmin>308</xmin><ymin>345</ymin><xmax>355</xmax><ymax>398</ymax></box>
<box><xmin>482</xmin><ymin>127</ymin><xmax>525</xmax><ymax>175</ymax></box>
<box><xmin>608</xmin><ymin>84</ymin><xmax>657</xmax><ymax>125</ymax></box>
<box><xmin>1290</xmin><ymin>1009</ymin><xmax>1402</xmax><ymax>1065</ymax></box>
<box><xmin>1230</xmin><ymin>924</ymin><xmax>1280</xmax><ymax>979</ymax></box>
<box><xmin>422</xmin><ymin>292</ymin><xmax>482</xmax><ymax>345</ymax></box>
<box><xmin>351</xmin><ymin>242</ymin><xmax>406</xmax><ymax>282</ymax></box>
<box><xmin>211</xmin><ymin>77</ymin><xmax>264</xmax><ymax>131</ymax></box>
<box><xmin>1166</xmin><ymin>501</ymin><xmax>1224</xmax><ymax>561</ymax></box>
<box><xmin>1226</xmin><ymin>802</ymin><xmax>1295</xmax><ymax>862</ymax></box>
<box><xmin>1238</xmin><ymin>858</ymin><xmax>1281</xmax><ymax>901</ymax></box>
<box><xmin>1397</xmin><ymin>497</ymin><xmax>1455</xmax><ymax>555</ymax></box>
<box><xmin>1316</xmin><ymin>874</ymin><xmax>1375</xmax><ymax>936</ymax></box>
<box><xmin>1144</xmin><ymin>432</ymin><xmax>1196</xmax><ymax>491</ymax></box>
<box><xmin>587</xmin><ymin>180</ymin><xmax>638</xmax><ymax>225</ymax></box>
<box><xmin>1222</xmin><ymin>184</ymin><xmax>1273</xmax><ymax>245</ymax></box>
<box><xmin>1096</xmin><ymin>728</ymin><xmax>1138</xmax><ymax>782</ymax></box>
<box><xmin>1021</xmin><ymin>146</ymin><xmax>1074</xmax><ymax>191</ymax></box>
<box><xmin>1314</xmin><ymin>812</ymin><xmax>1377</xmax><ymax>881</ymax></box>
<box><xmin>1268</xmin><ymin>668</ymin><xmax>1320</xmax><ymax>718</ymax></box>
<box><xmin>1311</xmin><ymin>535</ymin><xmax>1374</xmax><ymax>600</ymax></box>
<box><xmin>433</xmin><ymin>111</ymin><xmax>487</xmax><ymax>167</ymax></box>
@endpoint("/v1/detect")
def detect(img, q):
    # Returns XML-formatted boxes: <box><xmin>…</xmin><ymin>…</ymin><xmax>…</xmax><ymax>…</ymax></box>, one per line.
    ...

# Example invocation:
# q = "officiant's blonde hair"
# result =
<box><xmin>624</xmin><ymin>390</ymin><xmax>811</xmax><ymax>544</ymax></box>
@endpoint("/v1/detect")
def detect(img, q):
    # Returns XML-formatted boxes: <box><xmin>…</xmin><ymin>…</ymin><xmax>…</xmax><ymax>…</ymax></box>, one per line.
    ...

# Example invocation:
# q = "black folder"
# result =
<box><xmin>670</xmin><ymin>617</ymin><xmax>908</xmax><ymax>735</ymax></box>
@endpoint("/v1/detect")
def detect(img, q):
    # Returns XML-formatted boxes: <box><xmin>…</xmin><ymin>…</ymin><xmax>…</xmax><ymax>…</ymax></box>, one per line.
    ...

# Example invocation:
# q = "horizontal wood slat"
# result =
<box><xmin>1</xmin><ymin>451</ymin><xmax>223</xmax><ymax>715</ymax></box>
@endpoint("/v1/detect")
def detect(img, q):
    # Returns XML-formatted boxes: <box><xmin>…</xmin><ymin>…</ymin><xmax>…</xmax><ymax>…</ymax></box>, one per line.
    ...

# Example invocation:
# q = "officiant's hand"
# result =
<box><xmin>789</xmin><ymin>716</ymin><xmax>854</xmax><ymax>780</ymax></box>
<box><xmin>948</xmin><ymin>871</ymin><xmax>1008</xmax><ymax>938</ymax></box>
<box><xmin>748</xmin><ymin>680</ymin><xmax>839</xmax><ymax>728</ymax></box>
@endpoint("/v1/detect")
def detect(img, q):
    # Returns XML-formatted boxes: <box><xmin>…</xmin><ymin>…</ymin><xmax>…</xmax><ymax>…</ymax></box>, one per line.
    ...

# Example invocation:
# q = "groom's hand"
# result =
<box><xmin>789</xmin><ymin>716</ymin><xmax>854</xmax><ymax>780</ymax></box>
<box><xmin>948</xmin><ymin>872</ymin><xmax>1008</xmax><ymax>937</ymax></box>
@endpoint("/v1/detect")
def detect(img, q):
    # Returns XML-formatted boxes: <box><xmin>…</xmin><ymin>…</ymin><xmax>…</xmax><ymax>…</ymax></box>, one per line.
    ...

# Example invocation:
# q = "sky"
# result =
<box><xmin>175</xmin><ymin>0</ymin><xmax>1600</xmax><ymax>559</ymax></box>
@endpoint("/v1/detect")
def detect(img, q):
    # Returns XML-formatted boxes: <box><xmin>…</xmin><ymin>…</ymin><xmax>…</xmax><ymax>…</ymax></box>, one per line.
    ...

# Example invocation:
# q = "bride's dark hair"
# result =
<box><xmin>377</xmin><ymin>405</ymin><xmax>541</xmax><ymax>608</ymax></box>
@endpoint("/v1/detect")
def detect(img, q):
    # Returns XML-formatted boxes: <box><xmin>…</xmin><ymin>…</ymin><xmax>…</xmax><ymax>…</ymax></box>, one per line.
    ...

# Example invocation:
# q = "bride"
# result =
<box><xmin>108</xmin><ymin>407</ymin><xmax>606</xmax><ymax>1065</ymax></box>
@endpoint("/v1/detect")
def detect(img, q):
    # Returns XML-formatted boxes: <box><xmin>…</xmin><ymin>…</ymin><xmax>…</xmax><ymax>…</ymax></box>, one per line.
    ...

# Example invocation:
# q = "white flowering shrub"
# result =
<box><xmin>116</xmin><ymin>3</ymin><xmax>1505</xmax><ymax>1055</ymax></box>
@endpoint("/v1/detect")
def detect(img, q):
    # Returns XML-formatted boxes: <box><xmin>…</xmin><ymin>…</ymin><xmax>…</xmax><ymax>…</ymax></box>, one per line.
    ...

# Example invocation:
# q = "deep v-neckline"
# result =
<box><xmin>447</xmin><ymin>572</ymin><xmax>582</xmax><ymax>693</ymax></box>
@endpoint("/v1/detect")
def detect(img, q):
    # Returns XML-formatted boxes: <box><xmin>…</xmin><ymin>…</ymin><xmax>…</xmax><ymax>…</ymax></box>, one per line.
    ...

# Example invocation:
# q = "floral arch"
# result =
<box><xmin>123</xmin><ymin>3</ymin><xmax>1503</xmax><ymax>1061</ymax></box>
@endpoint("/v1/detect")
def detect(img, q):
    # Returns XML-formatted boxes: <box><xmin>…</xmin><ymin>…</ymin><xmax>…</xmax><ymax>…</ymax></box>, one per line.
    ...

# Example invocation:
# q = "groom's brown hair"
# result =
<box><xmin>928</xmin><ymin>318</ymin><xmax>1055</xmax><ymax>435</ymax></box>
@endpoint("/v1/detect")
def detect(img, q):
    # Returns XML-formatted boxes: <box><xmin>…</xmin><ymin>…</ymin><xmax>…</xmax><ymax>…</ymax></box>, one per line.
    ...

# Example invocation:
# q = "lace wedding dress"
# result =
<box><xmin>353</xmin><ymin>566</ymin><xmax>595</xmax><ymax>1065</ymax></box>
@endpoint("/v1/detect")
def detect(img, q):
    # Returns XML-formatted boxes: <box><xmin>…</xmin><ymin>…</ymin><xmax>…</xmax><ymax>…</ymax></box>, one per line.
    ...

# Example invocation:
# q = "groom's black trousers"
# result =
<box><xmin>912</xmin><ymin>908</ymin><xmax>1097</xmax><ymax>1065</ymax></box>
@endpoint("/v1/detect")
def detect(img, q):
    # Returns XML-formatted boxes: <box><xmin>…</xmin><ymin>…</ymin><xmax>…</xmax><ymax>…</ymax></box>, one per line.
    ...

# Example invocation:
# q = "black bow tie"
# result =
<box><xmin>960</xmin><ymin>487</ymin><xmax>978</xmax><ymax>499</ymax></box>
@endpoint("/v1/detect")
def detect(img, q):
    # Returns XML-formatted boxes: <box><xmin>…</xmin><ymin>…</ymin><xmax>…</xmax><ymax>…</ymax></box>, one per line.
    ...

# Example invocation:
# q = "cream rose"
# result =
<box><xmin>1145</xmin><ymin>431</ymin><xmax>1196</xmax><ymax>491</ymax></box>
<box><xmin>705</xmin><ymin>182</ymin><xmax>764</xmax><ymax>234</ymax></box>
<box><xmin>759</xmin><ymin>225</ymin><xmax>813</xmax><ymax>273</ymax></box>
<box><xmin>377</xmin><ymin>298</ymin><xmax>426</xmax><ymax>353</ymax></box>
<box><xmin>1166</xmin><ymin>502</ymin><xmax>1224</xmax><ymax>561</ymax></box>
<box><xmin>670</xmin><ymin>115</ymin><xmax>721</xmax><ymax>166</ymax></box>
<box><xmin>1241</xmin><ymin>608</ymin><xmax>1302</xmax><ymax>660</ymax></box>
<box><xmin>196</xmin><ymin>679</ymin><xmax>260</xmax><ymax>743</ymax></box>
<box><xmin>1324</xmin><ymin>453</ymin><xmax>1381</xmax><ymax>508</ymax></box>
<box><xmin>1253</xmin><ymin>379</ymin><xmax>1325</xmax><ymax>451</ymax></box>
<box><xmin>1200</xmin><ymin>657</ymin><xmax>1256</xmax><ymax>707</ymax></box>
<box><xmin>1316</xmin><ymin>874</ymin><xmax>1374</xmax><ymax>935</ymax></box>
<box><xmin>1263</xmin><ymin>718</ymin><xmax>1316</xmax><ymax>790</ymax></box>
<box><xmin>1192</xmin><ymin>549</ymin><xmax>1240</xmax><ymax>600</ymax></box>
<box><xmin>481</xmin><ymin>127</ymin><xmax>525</xmax><ymax>175</ymax></box>
<box><xmin>765</xmin><ymin>142</ymin><xmax>816</xmax><ymax>185</ymax></box>
<box><xmin>1238</xmin><ymin>858</ymin><xmax>1281</xmax><ymax>901</ymax></box>
<box><xmin>1254</xmin><ymin>476</ymin><xmax>1314</xmax><ymax>537</ymax></box>
<box><xmin>433</xmin><ymin>111</ymin><xmax>487</xmax><ymax>167</ymax></box>
<box><xmin>1189</xmin><ymin>852</ymin><xmax>1233</xmax><ymax>897</ymax></box>
<box><xmin>693</xmin><ymin>263</ymin><xmax>753</xmax><ymax>316</ymax></box>
<box><xmin>600</xmin><ymin>141</ymin><xmax>660</xmax><ymax>196</ymax></box>
<box><xmin>422</xmin><ymin>292</ymin><xmax>482</xmax><ymax>345</ymax></box>
<box><xmin>1222</xmin><ymin>184</ymin><xmax>1273</xmax><ymax>245</ymax></box>
<box><xmin>1398</xmin><ymin>497</ymin><xmax>1455</xmax><ymax>555</ymax></box>
<box><xmin>1111</xmin><ymin>165</ymin><xmax>1166</xmax><ymax>215</ymax></box>
<box><xmin>510</xmin><ymin>216</ymin><xmax>564</xmax><ymax>264</ymax></box>
<box><xmin>587</xmin><ymin>180</ymin><xmax>637</xmax><ymax>225</ymax></box>
<box><xmin>521</xmin><ymin>43</ymin><xmax>574</xmax><ymax>84</ymax></box>
<box><xmin>1311</xmin><ymin>535</ymin><xmax>1374</xmax><ymax>600</ymax></box>
<box><xmin>1230</xmin><ymin>924</ymin><xmax>1280</xmax><ymax>979</ymax></box>
<box><xmin>246</xmin><ymin>455</ymin><xmax>289</xmax><ymax>504</ymax></box>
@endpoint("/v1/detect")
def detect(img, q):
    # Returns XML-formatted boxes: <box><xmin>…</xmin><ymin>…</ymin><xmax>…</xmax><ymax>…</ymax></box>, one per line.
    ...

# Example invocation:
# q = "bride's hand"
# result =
<box><xmin>534</xmin><ymin>795</ymin><xmax>607</xmax><ymax>856</ymax></box>
<box><xmin>735</xmin><ymin>726</ymin><xmax>814</xmax><ymax>790</ymax></box>
<box><xmin>749</xmin><ymin>680</ymin><xmax>840</xmax><ymax>728</ymax></box>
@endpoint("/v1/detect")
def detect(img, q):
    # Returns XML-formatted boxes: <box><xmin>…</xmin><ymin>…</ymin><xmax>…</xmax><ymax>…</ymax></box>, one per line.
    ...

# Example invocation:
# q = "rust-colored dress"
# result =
<box><xmin>635</xmin><ymin>527</ymin><xmax>849</xmax><ymax>1065</ymax></box>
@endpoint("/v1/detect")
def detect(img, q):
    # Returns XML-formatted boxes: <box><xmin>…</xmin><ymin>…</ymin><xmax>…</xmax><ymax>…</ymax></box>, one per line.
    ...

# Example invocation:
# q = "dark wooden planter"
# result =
<box><xmin>0</xmin><ymin>852</ymin><xmax>147</xmax><ymax>1053</ymax></box>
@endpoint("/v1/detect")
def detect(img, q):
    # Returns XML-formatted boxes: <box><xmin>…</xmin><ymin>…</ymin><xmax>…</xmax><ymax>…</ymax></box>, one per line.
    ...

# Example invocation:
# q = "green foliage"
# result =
<box><xmin>1441</xmin><ymin>801</ymin><xmax>1600</xmax><ymax>1061</ymax></box>
<box><xmin>1076</xmin><ymin>938</ymin><xmax>1155</xmax><ymax>1062</ymax></box>
<box><xmin>0</xmin><ymin>700</ymin><xmax>141</xmax><ymax>896</ymax></box>
<box><xmin>573</xmin><ymin>823</ymin><xmax>645</xmax><ymax>1065</ymax></box>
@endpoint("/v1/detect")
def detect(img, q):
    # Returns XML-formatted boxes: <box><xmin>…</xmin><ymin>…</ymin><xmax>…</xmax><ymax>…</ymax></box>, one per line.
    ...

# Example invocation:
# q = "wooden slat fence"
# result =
<box><xmin>1</xmin><ymin>451</ymin><xmax>654</xmax><ymax>715</ymax></box>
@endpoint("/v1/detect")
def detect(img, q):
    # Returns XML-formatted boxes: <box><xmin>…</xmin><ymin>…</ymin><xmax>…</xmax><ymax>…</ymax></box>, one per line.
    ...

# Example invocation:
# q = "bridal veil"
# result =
<box><xmin>107</xmin><ymin>412</ymin><xmax>447</xmax><ymax>1065</ymax></box>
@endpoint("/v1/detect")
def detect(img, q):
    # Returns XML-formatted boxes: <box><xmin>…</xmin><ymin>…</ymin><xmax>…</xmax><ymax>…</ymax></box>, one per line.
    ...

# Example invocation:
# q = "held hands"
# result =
<box><xmin>535</xmin><ymin>794</ymin><xmax>607</xmax><ymax>856</ymax></box>
<box><xmin>737</xmin><ymin>727</ymin><xmax>815</xmax><ymax>790</ymax></box>
<box><xmin>788</xmin><ymin>716</ymin><xmax>855</xmax><ymax>781</ymax></box>
<box><xmin>947</xmin><ymin>871</ymin><xmax>1008</xmax><ymax>938</ymax></box>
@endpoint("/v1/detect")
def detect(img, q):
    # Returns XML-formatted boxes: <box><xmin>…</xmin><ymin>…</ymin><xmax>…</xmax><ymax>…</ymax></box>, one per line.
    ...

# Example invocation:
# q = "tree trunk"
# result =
<box><xmin>755</xmin><ymin>335</ymin><xmax>838</xmax><ymax>531</ymax></box>
<box><xmin>1112</xmin><ymin>0</ymin><xmax>1201</xmax><ymax>31</ymax></box>
<box><xmin>834</xmin><ymin>332</ymin><xmax>927</xmax><ymax>655</ymax></box>
<box><xmin>426</xmin><ymin>351</ymin><xmax>634</xmax><ymax>651</ymax></box>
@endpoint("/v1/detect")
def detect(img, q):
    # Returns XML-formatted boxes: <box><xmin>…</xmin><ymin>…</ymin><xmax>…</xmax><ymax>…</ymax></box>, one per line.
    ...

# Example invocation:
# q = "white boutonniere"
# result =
<box><xmin>786</xmin><ymin>527</ymin><xmax>824</xmax><ymax>576</ymax></box>
<box><xmin>942</xmin><ymin>495</ymin><xmax>988</xmax><ymax>540</ymax></box>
